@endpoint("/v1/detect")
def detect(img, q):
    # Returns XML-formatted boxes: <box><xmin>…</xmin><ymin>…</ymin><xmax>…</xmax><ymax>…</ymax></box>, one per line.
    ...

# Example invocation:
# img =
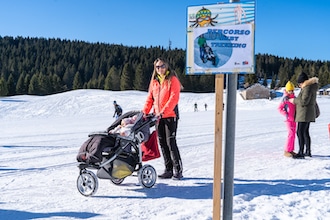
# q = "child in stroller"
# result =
<box><xmin>108</xmin><ymin>114</ymin><xmax>139</xmax><ymax>136</ymax></box>
<box><xmin>76</xmin><ymin>111</ymin><xmax>159</xmax><ymax>197</ymax></box>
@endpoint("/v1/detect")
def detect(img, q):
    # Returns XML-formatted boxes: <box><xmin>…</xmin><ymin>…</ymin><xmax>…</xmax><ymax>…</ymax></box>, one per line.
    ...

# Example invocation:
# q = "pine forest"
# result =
<box><xmin>0</xmin><ymin>36</ymin><xmax>329</xmax><ymax>96</ymax></box>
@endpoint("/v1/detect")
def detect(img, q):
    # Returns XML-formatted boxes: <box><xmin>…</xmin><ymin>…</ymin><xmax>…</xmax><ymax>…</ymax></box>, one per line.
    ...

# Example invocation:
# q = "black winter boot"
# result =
<box><xmin>304</xmin><ymin>151</ymin><xmax>312</xmax><ymax>157</ymax></box>
<box><xmin>158</xmin><ymin>170</ymin><xmax>173</xmax><ymax>179</ymax></box>
<box><xmin>293</xmin><ymin>148</ymin><xmax>305</xmax><ymax>159</ymax></box>
<box><xmin>304</xmin><ymin>146</ymin><xmax>311</xmax><ymax>157</ymax></box>
<box><xmin>293</xmin><ymin>154</ymin><xmax>305</xmax><ymax>159</ymax></box>
<box><xmin>172</xmin><ymin>172</ymin><xmax>183</xmax><ymax>180</ymax></box>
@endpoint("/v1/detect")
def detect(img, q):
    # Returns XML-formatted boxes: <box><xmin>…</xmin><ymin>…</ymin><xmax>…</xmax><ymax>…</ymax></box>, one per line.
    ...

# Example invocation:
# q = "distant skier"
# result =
<box><xmin>194</xmin><ymin>103</ymin><xmax>198</xmax><ymax>112</ymax></box>
<box><xmin>113</xmin><ymin>100</ymin><xmax>123</xmax><ymax>118</ymax></box>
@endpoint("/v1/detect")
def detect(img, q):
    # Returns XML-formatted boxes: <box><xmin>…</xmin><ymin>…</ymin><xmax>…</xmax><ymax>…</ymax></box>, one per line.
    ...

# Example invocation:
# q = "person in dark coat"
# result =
<box><xmin>289</xmin><ymin>72</ymin><xmax>319</xmax><ymax>158</ymax></box>
<box><xmin>113</xmin><ymin>101</ymin><xmax>123</xmax><ymax>118</ymax></box>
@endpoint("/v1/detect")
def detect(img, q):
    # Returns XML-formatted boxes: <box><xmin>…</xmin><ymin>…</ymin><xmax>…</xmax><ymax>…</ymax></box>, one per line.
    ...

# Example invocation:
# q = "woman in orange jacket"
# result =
<box><xmin>143</xmin><ymin>58</ymin><xmax>183</xmax><ymax>180</ymax></box>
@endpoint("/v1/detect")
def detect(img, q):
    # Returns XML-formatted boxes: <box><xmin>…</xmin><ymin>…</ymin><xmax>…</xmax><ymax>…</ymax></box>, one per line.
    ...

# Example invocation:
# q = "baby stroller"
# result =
<box><xmin>202</xmin><ymin>43</ymin><xmax>216</xmax><ymax>66</ymax></box>
<box><xmin>76</xmin><ymin>110</ymin><xmax>159</xmax><ymax>197</ymax></box>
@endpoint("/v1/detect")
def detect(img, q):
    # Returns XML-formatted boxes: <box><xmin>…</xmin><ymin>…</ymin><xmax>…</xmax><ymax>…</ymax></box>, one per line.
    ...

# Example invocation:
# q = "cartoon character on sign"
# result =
<box><xmin>234</xmin><ymin>4</ymin><xmax>246</xmax><ymax>24</ymax></box>
<box><xmin>189</xmin><ymin>7</ymin><xmax>218</xmax><ymax>28</ymax></box>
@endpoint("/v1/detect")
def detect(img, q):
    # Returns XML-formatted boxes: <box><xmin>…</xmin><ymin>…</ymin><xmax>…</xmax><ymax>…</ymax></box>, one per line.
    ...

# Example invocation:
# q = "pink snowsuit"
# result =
<box><xmin>278</xmin><ymin>91</ymin><xmax>296</xmax><ymax>152</ymax></box>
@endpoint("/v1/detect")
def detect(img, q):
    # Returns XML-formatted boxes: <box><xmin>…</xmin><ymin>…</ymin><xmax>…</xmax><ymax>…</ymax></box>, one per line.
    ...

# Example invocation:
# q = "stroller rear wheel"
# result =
<box><xmin>77</xmin><ymin>170</ymin><xmax>98</xmax><ymax>196</ymax></box>
<box><xmin>138</xmin><ymin>165</ymin><xmax>157</xmax><ymax>188</ymax></box>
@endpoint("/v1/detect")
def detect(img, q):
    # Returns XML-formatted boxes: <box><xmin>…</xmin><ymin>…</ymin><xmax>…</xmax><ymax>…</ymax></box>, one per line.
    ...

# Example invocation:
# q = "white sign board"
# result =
<box><xmin>187</xmin><ymin>1</ymin><xmax>255</xmax><ymax>74</ymax></box>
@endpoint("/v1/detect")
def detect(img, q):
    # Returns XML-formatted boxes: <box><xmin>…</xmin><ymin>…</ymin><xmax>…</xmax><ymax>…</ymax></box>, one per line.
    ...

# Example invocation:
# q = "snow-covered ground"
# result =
<box><xmin>1</xmin><ymin>89</ymin><xmax>330</xmax><ymax>220</ymax></box>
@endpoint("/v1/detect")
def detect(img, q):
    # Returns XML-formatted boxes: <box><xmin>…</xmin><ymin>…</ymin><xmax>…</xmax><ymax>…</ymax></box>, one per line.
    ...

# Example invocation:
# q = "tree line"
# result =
<box><xmin>0</xmin><ymin>36</ymin><xmax>329</xmax><ymax>96</ymax></box>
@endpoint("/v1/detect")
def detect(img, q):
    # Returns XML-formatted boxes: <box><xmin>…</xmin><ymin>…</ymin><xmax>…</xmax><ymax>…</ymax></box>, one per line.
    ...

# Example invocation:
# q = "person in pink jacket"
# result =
<box><xmin>278</xmin><ymin>81</ymin><xmax>297</xmax><ymax>157</ymax></box>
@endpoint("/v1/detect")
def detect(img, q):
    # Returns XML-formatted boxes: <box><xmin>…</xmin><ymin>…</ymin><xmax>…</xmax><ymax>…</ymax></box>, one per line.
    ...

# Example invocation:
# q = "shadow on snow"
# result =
<box><xmin>0</xmin><ymin>209</ymin><xmax>100</xmax><ymax>220</ymax></box>
<box><xmin>95</xmin><ymin>177</ymin><xmax>214</xmax><ymax>200</ymax></box>
<box><xmin>93</xmin><ymin>176</ymin><xmax>330</xmax><ymax>201</ymax></box>
<box><xmin>234</xmin><ymin>178</ymin><xmax>330</xmax><ymax>201</ymax></box>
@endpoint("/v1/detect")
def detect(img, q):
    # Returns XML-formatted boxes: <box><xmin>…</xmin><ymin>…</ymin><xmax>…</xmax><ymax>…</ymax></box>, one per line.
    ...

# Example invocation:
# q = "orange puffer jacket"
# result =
<box><xmin>143</xmin><ymin>76</ymin><xmax>180</xmax><ymax>118</ymax></box>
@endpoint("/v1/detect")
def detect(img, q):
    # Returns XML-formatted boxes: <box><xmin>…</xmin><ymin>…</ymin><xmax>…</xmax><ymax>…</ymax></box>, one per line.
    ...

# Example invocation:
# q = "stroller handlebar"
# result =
<box><xmin>144</xmin><ymin>113</ymin><xmax>159</xmax><ymax>122</ymax></box>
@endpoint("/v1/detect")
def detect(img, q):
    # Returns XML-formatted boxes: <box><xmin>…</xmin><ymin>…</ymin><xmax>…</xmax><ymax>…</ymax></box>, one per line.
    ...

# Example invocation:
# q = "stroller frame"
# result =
<box><xmin>76</xmin><ymin>111</ymin><xmax>158</xmax><ymax>197</ymax></box>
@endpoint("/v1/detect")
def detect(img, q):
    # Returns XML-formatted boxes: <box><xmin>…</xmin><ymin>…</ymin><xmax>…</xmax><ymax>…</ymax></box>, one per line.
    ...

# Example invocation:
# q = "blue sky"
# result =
<box><xmin>1</xmin><ymin>0</ymin><xmax>329</xmax><ymax>61</ymax></box>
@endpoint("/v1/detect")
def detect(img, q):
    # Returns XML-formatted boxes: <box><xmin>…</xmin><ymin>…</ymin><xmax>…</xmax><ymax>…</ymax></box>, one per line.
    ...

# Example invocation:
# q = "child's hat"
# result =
<box><xmin>285</xmin><ymin>81</ymin><xmax>294</xmax><ymax>91</ymax></box>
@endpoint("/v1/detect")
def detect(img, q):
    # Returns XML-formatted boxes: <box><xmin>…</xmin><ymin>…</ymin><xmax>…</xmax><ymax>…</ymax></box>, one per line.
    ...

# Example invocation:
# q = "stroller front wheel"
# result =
<box><xmin>77</xmin><ymin>170</ymin><xmax>98</xmax><ymax>196</ymax></box>
<box><xmin>138</xmin><ymin>165</ymin><xmax>157</xmax><ymax>188</ymax></box>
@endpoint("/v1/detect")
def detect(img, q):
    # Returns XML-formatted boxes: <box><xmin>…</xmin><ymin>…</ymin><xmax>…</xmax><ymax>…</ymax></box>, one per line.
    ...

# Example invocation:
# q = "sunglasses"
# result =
<box><xmin>156</xmin><ymin>64</ymin><xmax>166</xmax><ymax>69</ymax></box>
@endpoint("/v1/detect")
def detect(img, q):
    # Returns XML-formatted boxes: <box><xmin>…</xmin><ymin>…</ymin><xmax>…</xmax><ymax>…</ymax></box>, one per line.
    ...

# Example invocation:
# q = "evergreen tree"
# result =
<box><xmin>51</xmin><ymin>73</ymin><xmax>63</xmax><ymax>93</ymax></box>
<box><xmin>16</xmin><ymin>74</ymin><xmax>26</xmax><ymax>94</ymax></box>
<box><xmin>133</xmin><ymin>63</ymin><xmax>146</xmax><ymax>91</ymax></box>
<box><xmin>255</xmin><ymin>54</ymin><xmax>263</xmax><ymax>76</ymax></box>
<box><xmin>245</xmin><ymin>73</ymin><xmax>258</xmax><ymax>87</ymax></box>
<box><xmin>199</xmin><ymin>75</ymin><xmax>215</xmax><ymax>92</ymax></box>
<box><xmin>318</xmin><ymin>64</ymin><xmax>330</xmax><ymax>86</ymax></box>
<box><xmin>308</xmin><ymin>63</ymin><xmax>317</xmax><ymax>77</ymax></box>
<box><xmin>73</xmin><ymin>71</ymin><xmax>83</xmax><ymax>90</ymax></box>
<box><xmin>38</xmin><ymin>73</ymin><xmax>52</xmax><ymax>95</ymax></box>
<box><xmin>0</xmin><ymin>77</ymin><xmax>9</xmax><ymax>96</ymax></box>
<box><xmin>291</xmin><ymin>65</ymin><xmax>303</xmax><ymax>85</ymax></box>
<box><xmin>6</xmin><ymin>74</ymin><xmax>16</xmax><ymax>95</ymax></box>
<box><xmin>262</xmin><ymin>73</ymin><xmax>268</xmax><ymax>87</ymax></box>
<box><xmin>120</xmin><ymin>63</ymin><xmax>133</xmax><ymax>90</ymax></box>
<box><xmin>97</xmin><ymin>73</ymin><xmax>105</xmax><ymax>89</ymax></box>
<box><xmin>179</xmin><ymin>70</ymin><xmax>191</xmax><ymax>91</ymax></box>
<box><xmin>104</xmin><ymin>68</ymin><xmax>113</xmax><ymax>90</ymax></box>
<box><xmin>86</xmin><ymin>78</ymin><xmax>98</xmax><ymax>89</ymax></box>
<box><xmin>277</xmin><ymin>64</ymin><xmax>288</xmax><ymax>87</ymax></box>
<box><xmin>62</xmin><ymin>64</ymin><xmax>76</xmax><ymax>90</ymax></box>
<box><xmin>110</xmin><ymin>66</ymin><xmax>121</xmax><ymax>91</ymax></box>
<box><xmin>28</xmin><ymin>74</ymin><xmax>40</xmax><ymax>95</ymax></box>
<box><xmin>24</xmin><ymin>74</ymin><xmax>31</xmax><ymax>93</ymax></box>
<box><xmin>270</xmin><ymin>75</ymin><xmax>276</xmax><ymax>89</ymax></box>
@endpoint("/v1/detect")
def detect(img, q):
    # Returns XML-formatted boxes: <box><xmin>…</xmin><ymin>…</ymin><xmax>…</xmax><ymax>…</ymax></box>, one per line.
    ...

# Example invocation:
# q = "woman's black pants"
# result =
<box><xmin>157</xmin><ymin>117</ymin><xmax>182</xmax><ymax>174</ymax></box>
<box><xmin>296</xmin><ymin>122</ymin><xmax>311</xmax><ymax>155</ymax></box>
